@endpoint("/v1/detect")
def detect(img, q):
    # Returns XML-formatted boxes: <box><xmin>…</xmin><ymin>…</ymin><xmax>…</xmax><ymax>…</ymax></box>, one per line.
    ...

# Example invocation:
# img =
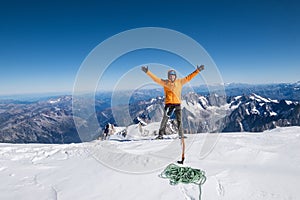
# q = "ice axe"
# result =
<box><xmin>166</xmin><ymin>107</ymin><xmax>185</xmax><ymax>164</ymax></box>
<box><xmin>177</xmin><ymin>137</ymin><xmax>185</xmax><ymax>164</ymax></box>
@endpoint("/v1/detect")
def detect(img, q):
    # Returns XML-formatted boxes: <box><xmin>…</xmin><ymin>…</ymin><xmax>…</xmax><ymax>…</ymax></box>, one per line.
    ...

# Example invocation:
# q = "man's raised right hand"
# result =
<box><xmin>141</xmin><ymin>66</ymin><xmax>148</xmax><ymax>73</ymax></box>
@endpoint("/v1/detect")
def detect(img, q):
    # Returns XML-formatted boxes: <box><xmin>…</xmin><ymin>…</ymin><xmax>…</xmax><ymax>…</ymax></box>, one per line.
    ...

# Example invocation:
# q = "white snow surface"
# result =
<box><xmin>48</xmin><ymin>98</ymin><xmax>61</xmax><ymax>104</ymax></box>
<box><xmin>1</xmin><ymin>126</ymin><xmax>300</xmax><ymax>200</ymax></box>
<box><xmin>249</xmin><ymin>93</ymin><xmax>279</xmax><ymax>104</ymax></box>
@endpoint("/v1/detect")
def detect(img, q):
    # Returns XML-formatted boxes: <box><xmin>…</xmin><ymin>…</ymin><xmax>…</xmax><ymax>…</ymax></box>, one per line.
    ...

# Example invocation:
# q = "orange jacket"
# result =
<box><xmin>146</xmin><ymin>69</ymin><xmax>200</xmax><ymax>104</ymax></box>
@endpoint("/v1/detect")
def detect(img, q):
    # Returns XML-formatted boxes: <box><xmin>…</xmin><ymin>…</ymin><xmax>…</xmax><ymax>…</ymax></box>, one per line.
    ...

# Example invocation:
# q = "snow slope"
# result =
<box><xmin>0</xmin><ymin>127</ymin><xmax>300</xmax><ymax>200</ymax></box>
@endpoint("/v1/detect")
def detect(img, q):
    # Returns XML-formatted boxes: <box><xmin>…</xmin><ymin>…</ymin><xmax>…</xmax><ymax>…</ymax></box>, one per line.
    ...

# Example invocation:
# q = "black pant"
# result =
<box><xmin>159</xmin><ymin>104</ymin><xmax>183</xmax><ymax>136</ymax></box>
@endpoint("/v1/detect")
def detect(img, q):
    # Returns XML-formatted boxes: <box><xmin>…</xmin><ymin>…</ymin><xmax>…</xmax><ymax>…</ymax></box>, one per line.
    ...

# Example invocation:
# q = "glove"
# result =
<box><xmin>197</xmin><ymin>65</ymin><xmax>204</xmax><ymax>71</ymax></box>
<box><xmin>141</xmin><ymin>66</ymin><xmax>148</xmax><ymax>73</ymax></box>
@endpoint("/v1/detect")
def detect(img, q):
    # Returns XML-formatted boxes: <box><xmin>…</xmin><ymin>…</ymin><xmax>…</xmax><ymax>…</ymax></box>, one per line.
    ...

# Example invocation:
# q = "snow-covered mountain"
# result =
<box><xmin>0</xmin><ymin>126</ymin><xmax>299</xmax><ymax>200</ymax></box>
<box><xmin>223</xmin><ymin>94</ymin><xmax>300</xmax><ymax>132</ymax></box>
<box><xmin>222</xmin><ymin>81</ymin><xmax>300</xmax><ymax>101</ymax></box>
<box><xmin>0</xmin><ymin>90</ymin><xmax>299</xmax><ymax>143</ymax></box>
<box><xmin>135</xmin><ymin>92</ymin><xmax>300</xmax><ymax>134</ymax></box>
<box><xmin>0</xmin><ymin>96</ymin><xmax>81</xmax><ymax>143</ymax></box>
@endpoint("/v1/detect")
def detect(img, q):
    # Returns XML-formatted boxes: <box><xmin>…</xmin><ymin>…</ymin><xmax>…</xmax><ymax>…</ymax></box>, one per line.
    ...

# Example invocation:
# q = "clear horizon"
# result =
<box><xmin>1</xmin><ymin>0</ymin><xmax>299</xmax><ymax>95</ymax></box>
<box><xmin>1</xmin><ymin>81</ymin><xmax>299</xmax><ymax>100</ymax></box>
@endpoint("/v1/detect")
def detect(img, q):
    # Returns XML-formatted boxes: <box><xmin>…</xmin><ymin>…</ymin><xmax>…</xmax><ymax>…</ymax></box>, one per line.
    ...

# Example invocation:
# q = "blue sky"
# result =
<box><xmin>0</xmin><ymin>0</ymin><xmax>299</xmax><ymax>95</ymax></box>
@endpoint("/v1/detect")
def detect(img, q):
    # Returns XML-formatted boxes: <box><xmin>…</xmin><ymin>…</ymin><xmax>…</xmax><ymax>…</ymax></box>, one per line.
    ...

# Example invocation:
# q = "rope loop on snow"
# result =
<box><xmin>159</xmin><ymin>163</ymin><xmax>206</xmax><ymax>200</ymax></box>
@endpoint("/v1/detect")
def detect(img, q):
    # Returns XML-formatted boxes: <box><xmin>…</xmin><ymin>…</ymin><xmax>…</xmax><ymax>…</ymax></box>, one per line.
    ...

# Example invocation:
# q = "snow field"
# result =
<box><xmin>0</xmin><ymin>126</ymin><xmax>300</xmax><ymax>200</ymax></box>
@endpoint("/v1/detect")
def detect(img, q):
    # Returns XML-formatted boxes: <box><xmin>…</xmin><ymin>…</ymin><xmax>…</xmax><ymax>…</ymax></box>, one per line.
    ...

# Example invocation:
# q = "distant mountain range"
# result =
<box><xmin>133</xmin><ymin>93</ymin><xmax>300</xmax><ymax>133</ymax></box>
<box><xmin>222</xmin><ymin>94</ymin><xmax>300</xmax><ymax>132</ymax></box>
<box><xmin>223</xmin><ymin>81</ymin><xmax>300</xmax><ymax>101</ymax></box>
<box><xmin>0</xmin><ymin>82</ymin><xmax>299</xmax><ymax>143</ymax></box>
<box><xmin>0</xmin><ymin>96</ymin><xmax>80</xmax><ymax>143</ymax></box>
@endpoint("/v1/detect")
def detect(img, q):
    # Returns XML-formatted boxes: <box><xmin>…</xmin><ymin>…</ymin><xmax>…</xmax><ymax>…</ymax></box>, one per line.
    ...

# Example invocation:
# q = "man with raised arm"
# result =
<box><xmin>141</xmin><ymin>65</ymin><xmax>204</xmax><ymax>163</ymax></box>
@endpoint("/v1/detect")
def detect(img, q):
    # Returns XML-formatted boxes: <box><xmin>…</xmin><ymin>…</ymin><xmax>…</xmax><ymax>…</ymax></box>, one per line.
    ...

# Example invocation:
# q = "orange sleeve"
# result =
<box><xmin>146</xmin><ymin>70</ymin><xmax>166</xmax><ymax>86</ymax></box>
<box><xmin>180</xmin><ymin>68</ymin><xmax>200</xmax><ymax>85</ymax></box>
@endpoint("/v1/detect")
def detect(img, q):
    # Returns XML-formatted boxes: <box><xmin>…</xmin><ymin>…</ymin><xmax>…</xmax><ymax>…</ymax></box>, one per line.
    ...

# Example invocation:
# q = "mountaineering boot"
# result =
<box><xmin>155</xmin><ymin>134</ymin><xmax>164</xmax><ymax>140</ymax></box>
<box><xmin>156</xmin><ymin>129</ymin><xmax>165</xmax><ymax>140</ymax></box>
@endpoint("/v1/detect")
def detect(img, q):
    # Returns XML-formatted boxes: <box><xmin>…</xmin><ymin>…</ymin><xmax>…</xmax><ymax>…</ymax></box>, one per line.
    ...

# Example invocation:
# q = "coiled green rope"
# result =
<box><xmin>159</xmin><ymin>163</ymin><xmax>206</xmax><ymax>200</ymax></box>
